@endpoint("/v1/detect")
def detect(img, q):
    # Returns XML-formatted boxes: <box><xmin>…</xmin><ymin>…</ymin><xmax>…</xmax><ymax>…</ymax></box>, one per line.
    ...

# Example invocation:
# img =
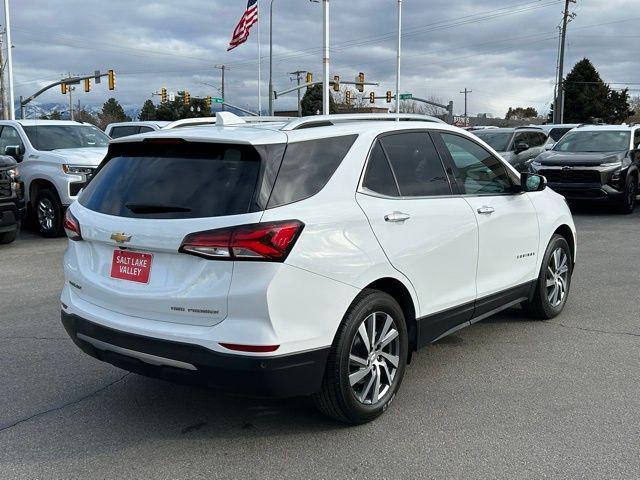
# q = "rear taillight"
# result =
<box><xmin>63</xmin><ymin>210</ymin><xmax>82</xmax><ymax>241</ymax></box>
<box><xmin>179</xmin><ymin>220</ymin><xmax>304</xmax><ymax>262</ymax></box>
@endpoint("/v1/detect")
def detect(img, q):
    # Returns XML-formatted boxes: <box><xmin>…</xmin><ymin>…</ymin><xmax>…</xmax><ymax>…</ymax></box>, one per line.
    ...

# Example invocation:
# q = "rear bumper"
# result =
<box><xmin>548</xmin><ymin>182</ymin><xmax>624</xmax><ymax>201</ymax></box>
<box><xmin>61</xmin><ymin>311</ymin><xmax>330</xmax><ymax>398</ymax></box>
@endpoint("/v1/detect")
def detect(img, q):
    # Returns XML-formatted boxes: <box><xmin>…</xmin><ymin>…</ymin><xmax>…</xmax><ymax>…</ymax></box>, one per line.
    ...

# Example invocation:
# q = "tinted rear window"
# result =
<box><xmin>267</xmin><ymin>135</ymin><xmax>357</xmax><ymax>208</ymax></box>
<box><xmin>80</xmin><ymin>144</ymin><xmax>262</xmax><ymax>219</ymax></box>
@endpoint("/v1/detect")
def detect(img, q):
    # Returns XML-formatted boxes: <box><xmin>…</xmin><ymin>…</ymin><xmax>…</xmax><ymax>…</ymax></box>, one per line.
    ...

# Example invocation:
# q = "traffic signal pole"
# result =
<box><xmin>555</xmin><ymin>0</ymin><xmax>575</xmax><ymax>124</ymax></box>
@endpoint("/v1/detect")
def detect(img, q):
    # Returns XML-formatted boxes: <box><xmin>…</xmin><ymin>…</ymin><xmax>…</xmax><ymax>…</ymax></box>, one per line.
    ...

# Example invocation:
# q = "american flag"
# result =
<box><xmin>227</xmin><ymin>0</ymin><xmax>259</xmax><ymax>51</ymax></box>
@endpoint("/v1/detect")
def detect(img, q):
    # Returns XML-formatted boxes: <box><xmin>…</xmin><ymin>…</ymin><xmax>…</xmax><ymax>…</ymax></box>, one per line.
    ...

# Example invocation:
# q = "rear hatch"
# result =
<box><xmin>68</xmin><ymin>138</ymin><xmax>285</xmax><ymax>326</ymax></box>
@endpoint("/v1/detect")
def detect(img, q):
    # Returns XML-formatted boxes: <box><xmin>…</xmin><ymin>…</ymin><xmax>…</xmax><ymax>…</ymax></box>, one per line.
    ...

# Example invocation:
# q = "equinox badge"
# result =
<box><xmin>111</xmin><ymin>232</ymin><xmax>132</xmax><ymax>244</ymax></box>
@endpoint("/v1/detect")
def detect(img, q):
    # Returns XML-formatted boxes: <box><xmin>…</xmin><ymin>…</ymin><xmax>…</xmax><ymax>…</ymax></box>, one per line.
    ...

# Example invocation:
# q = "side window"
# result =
<box><xmin>634</xmin><ymin>130</ymin><xmax>640</xmax><ymax>149</ymax></box>
<box><xmin>139</xmin><ymin>126</ymin><xmax>154</xmax><ymax>134</ymax></box>
<box><xmin>440</xmin><ymin>133</ymin><xmax>513</xmax><ymax>195</ymax></box>
<box><xmin>267</xmin><ymin>135</ymin><xmax>357</xmax><ymax>208</ymax></box>
<box><xmin>0</xmin><ymin>126</ymin><xmax>25</xmax><ymax>154</ymax></box>
<box><xmin>534</xmin><ymin>132</ymin><xmax>548</xmax><ymax>147</ymax></box>
<box><xmin>513</xmin><ymin>132</ymin><xmax>529</xmax><ymax>149</ymax></box>
<box><xmin>109</xmin><ymin>126</ymin><xmax>139</xmax><ymax>139</ymax></box>
<box><xmin>379</xmin><ymin>132</ymin><xmax>451</xmax><ymax>196</ymax></box>
<box><xmin>362</xmin><ymin>141</ymin><xmax>400</xmax><ymax>197</ymax></box>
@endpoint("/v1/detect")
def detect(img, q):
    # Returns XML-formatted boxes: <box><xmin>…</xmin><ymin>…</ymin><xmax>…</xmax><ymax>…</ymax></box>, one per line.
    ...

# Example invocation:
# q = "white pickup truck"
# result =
<box><xmin>0</xmin><ymin>120</ymin><xmax>109</xmax><ymax>236</ymax></box>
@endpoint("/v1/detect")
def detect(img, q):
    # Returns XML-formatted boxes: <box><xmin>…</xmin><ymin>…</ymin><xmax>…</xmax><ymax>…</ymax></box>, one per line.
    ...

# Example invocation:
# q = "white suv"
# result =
<box><xmin>0</xmin><ymin>120</ymin><xmax>110</xmax><ymax>236</ymax></box>
<box><xmin>61</xmin><ymin>113</ymin><xmax>576</xmax><ymax>424</ymax></box>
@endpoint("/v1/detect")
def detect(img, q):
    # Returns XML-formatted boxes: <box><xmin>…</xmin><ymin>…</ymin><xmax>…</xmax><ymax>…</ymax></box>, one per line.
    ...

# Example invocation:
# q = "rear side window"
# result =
<box><xmin>109</xmin><ymin>126</ymin><xmax>140</xmax><ymax>139</ymax></box>
<box><xmin>80</xmin><ymin>144</ymin><xmax>262</xmax><ymax>219</ymax></box>
<box><xmin>267</xmin><ymin>135</ymin><xmax>357</xmax><ymax>208</ymax></box>
<box><xmin>139</xmin><ymin>126</ymin><xmax>154</xmax><ymax>134</ymax></box>
<box><xmin>363</xmin><ymin>141</ymin><xmax>399</xmax><ymax>197</ymax></box>
<box><xmin>379</xmin><ymin>132</ymin><xmax>451</xmax><ymax>196</ymax></box>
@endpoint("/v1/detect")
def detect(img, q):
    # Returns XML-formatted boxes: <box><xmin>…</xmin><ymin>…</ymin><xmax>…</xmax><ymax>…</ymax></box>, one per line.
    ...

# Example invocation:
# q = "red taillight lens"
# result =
<box><xmin>180</xmin><ymin>220</ymin><xmax>304</xmax><ymax>262</ymax></box>
<box><xmin>63</xmin><ymin>210</ymin><xmax>82</xmax><ymax>241</ymax></box>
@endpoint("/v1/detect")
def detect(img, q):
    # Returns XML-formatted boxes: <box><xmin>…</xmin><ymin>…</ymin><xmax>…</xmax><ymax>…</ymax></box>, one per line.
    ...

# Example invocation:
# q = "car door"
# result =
<box><xmin>435</xmin><ymin>132</ymin><xmax>539</xmax><ymax>316</ymax></box>
<box><xmin>356</xmin><ymin>131</ymin><xmax>479</xmax><ymax>343</ymax></box>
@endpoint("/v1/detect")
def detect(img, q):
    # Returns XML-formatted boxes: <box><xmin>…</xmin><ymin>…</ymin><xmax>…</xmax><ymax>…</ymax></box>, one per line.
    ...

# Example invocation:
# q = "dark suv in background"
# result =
<box><xmin>530</xmin><ymin>125</ymin><xmax>640</xmax><ymax>213</ymax></box>
<box><xmin>472</xmin><ymin>127</ymin><xmax>548</xmax><ymax>171</ymax></box>
<box><xmin>0</xmin><ymin>154</ymin><xmax>25</xmax><ymax>244</ymax></box>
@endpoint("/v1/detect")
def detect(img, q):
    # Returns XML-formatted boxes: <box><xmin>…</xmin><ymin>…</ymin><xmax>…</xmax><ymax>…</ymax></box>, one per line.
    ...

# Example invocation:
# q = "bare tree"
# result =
<box><xmin>400</xmin><ymin>96</ymin><xmax>446</xmax><ymax>116</ymax></box>
<box><xmin>627</xmin><ymin>96</ymin><xmax>640</xmax><ymax>122</ymax></box>
<box><xmin>332</xmin><ymin>86</ymin><xmax>369</xmax><ymax>109</ymax></box>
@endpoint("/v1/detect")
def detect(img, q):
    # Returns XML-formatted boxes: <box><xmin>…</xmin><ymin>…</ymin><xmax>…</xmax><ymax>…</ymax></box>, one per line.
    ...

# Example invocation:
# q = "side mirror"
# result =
<box><xmin>5</xmin><ymin>145</ymin><xmax>23</xmax><ymax>162</ymax></box>
<box><xmin>520</xmin><ymin>172</ymin><xmax>546</xmax><ymax>192</ymax></box>
<box><xmin>514</xmin><ymin>142</ymin><xmax>530</xmax><ymax>154</ymax></box>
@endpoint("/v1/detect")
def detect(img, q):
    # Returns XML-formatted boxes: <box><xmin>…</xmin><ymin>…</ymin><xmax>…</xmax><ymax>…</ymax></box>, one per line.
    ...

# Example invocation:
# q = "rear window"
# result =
<box><xmin>267</xmin><ymin>135</ymin><xmax>357</xmax><ymax>208</ymax></box>
<box><xmin>79</xmin><ymin>143</ymin><xmax>263</xmax><ymax>219</ymax></box>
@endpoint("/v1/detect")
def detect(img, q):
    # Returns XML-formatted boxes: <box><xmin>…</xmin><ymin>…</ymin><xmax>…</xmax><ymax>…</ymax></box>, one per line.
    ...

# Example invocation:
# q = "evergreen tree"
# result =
<box><xmin>98</xmin><ymin>98</ymin><xmax>131</xmax><ymax>129</ymax></box>
<box><xmin>301</xmin><ymin>84</ymin><xmax>337</xmax><ymax>116</ymax></box>
<box><xmin>155</xmin><ymin>92</ymin><xmax>211</xmax><ymax>121</ymax></box>
<box><xmin>505</xmin><ymin>107</ymin><xmax>538</xmax><ymax>120</ymax></box>
<box><xmin>138</xmin><ymin>100</ymin><xmax>157</xmax><ymax>121</ymax></box>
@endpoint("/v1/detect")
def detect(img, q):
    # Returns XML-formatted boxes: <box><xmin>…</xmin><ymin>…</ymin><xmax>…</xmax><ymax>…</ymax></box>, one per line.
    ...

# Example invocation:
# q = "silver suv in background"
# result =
<box><xmin>472</xmin><ymin>127</ymin><xmax>548</xmax><ymax>172</ymax></box>
<box><xmin>105</xmin><ymin>121</ymin><xmax>170</xmax><ymax>139</ymax></box>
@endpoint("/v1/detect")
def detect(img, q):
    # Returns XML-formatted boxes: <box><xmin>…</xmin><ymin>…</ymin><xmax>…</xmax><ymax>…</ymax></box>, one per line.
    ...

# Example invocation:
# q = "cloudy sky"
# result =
<box><xmin>6</xmin><ymin>0</ymin><xmax>640</xmax><ymax>117</ymax></box>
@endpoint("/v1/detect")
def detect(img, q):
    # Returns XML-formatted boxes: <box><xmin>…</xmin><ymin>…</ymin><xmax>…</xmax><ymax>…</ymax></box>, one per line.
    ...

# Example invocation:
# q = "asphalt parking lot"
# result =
<box><xmin>1</xmin><ymin>206</ymin><xmax>639</xmax><ymax>479</ymax></box>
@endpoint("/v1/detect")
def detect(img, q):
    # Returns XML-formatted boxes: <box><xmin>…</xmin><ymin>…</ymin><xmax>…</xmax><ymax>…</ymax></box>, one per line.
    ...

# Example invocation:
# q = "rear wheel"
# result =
<box><xmin>522</xmin><ymin>234</ymin><xmax>572</xmax><ymax>320</ymax></box>
<box><xmin>313</xmin><ymin>290</ymin><xmax>408</xmax><ymax>424</ymax></box>
<box><xmin>618</xmin><ymin>175</ymin><xmax>637</xmax><ymax>214</ymax></box>
<box><xmin>35</xmin><ymin>189</ymin><xmax>64</xmax><ymax>237</ymax></box>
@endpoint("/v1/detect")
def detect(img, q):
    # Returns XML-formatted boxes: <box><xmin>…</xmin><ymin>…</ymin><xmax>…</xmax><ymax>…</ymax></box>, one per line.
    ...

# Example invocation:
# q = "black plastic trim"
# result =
<box><xmin>61</xmin><ymin>312</ymin><xmax>330</xmax><ymax>398</ymax></box>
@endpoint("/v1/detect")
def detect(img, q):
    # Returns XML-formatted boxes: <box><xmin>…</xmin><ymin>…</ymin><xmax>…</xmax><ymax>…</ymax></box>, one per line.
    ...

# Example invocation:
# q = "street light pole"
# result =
<box><xmin>395</xmin><ymin>0</ymin><xmax>402</xmax><ymax>115</ymax></box>
<box><xmin>268</xmin><ymin>0</ymin><xmax>274</xmax><ymax>116</ymax></box>
<box><xmin>3</xmin><ymin>0</ymin><xmax>15</xmax><ymax>120</ymax></box>
<box><xmin>322</xmin><ymin>0</ymin><xmax>329</xmax><ymax>115</ymax></box>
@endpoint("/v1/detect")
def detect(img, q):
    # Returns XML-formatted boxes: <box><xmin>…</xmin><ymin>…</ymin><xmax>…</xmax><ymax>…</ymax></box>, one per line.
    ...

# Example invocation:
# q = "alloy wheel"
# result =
<box><xmin>348</xmin><ymin>311</ymin><xmax>400</xmax><ymax>405</ymax></box>
<box><xmin>37</xmin><ymin>198</ymin><xmax>55</xmax><ymax>232</ymax></box>
<box><xmin>546</xmin><ymin>247</ymin><xmax>569</xmax><ymax>308</ymax></box>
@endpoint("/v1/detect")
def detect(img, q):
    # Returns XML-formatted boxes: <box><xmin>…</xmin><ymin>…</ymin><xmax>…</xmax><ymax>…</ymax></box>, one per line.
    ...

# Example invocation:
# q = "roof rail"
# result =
<box><xmin>280</xmin><ymin>113</ymin><xmax>447</xmax><ymax>131</ymax></box>
<box><xmin>514</xmin><ymin>125</ymin><xmax>543</xmax><ymax>130</ymax></box>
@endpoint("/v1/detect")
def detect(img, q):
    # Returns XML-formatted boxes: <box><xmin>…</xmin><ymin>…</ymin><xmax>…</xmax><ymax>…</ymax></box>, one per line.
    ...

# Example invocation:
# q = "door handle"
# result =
<box><xmin>477</xmin><ymin>206</ymin><xmax>495</xmax><ymax>215</ymax></box>
<box><xmin>384</xmin><ymin>211</ymin><xmax>411</xmax><ymax>223</ymax></box>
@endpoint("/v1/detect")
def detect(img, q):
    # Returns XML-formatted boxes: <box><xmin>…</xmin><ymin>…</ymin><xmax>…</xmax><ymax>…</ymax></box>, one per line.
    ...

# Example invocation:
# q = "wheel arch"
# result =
<box><xmin>553</xmin><ymin>224</ymin><xmax>576</xmax><ymax>266</ymax></box>
<box><xmin>363</xmin><ymin>277</ymin><xmax>418</xmax><ymax>356</ymax></box>
<box><xmin>28</xmin><ymin>178</ymin><xmax>59</xmax><ymax>207</ymax></box>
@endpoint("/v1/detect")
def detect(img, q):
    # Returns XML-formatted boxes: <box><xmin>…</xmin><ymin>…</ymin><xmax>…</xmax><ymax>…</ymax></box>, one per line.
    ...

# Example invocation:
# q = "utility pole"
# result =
<box><xmin>460</xmin><ymin>88</ymin><xmax>472</xmax><ymax>125</ymax></box>
<box><xmin>322</xmin><ymin>0</ymin><xmax>330</xmax><ymax>115</ymax></box>
<box><xmin>289</xmin><ymin>70</ymin><xmax>306</xmax><ymax>117</ymax></box>
<box><xmin>68</xmin><ymin>85</ymin><xmax>75</xmax><ymax>121</ymax></box>
<box><xmin>3</xmin><ymin>0</ymin><xmax>14</xmax><ymax>119</ymax></box>
<box><xmin>0</xmin><ymin>29</ymin><xmax>6</xmax><ymax>120</ymax></box>
<box><xmin>395</xmin><ymin>0</ymin><xmax>402</xmax><ymax>115</ymax></box>
<box><xmin>554</xmin><ymin>0</ymin><xmax>575</xmax><ymax>124</ymax></box>
<box><xmin>215</xmin><ymin>64</ymin><xmax>227</xmax><ymax>111</ymax></box>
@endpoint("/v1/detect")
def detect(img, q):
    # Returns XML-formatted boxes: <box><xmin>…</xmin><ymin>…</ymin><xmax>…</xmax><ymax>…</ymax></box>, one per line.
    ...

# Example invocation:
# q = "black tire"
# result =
<box><xmin>522</xmin><ymin>234</ymin><xmax>572</xmax><ymax>320</ymax></box>
<box><xmin>0</xmin><ymin>228</ymin><xmax>17</xmax><ymax>244</ymax></box>
<box><xmin>34</xmin><ymin>188</ymin><xmax>64</xmax><ymax>237</ymax></box>
<box><xmin>618</xmin><ymin>174</ymin><xmax>637</xmax><ymax>214</ymax></box>
<box><xmin>313</xmin><ymin>289</ymin><xmax>408</xmax><ymax>424</ymax></box>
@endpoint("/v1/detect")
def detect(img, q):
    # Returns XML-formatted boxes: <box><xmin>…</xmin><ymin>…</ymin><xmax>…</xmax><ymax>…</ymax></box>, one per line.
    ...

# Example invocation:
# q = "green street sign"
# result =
<box><xmin>212</xmin><ymin>97</ymin><xmax>224</xmax><ymax>104</ymax></box>
<box><xmin>399</xmin><ymin>93</ymin><xmax>413</xmax><ymax>100</ymax></box>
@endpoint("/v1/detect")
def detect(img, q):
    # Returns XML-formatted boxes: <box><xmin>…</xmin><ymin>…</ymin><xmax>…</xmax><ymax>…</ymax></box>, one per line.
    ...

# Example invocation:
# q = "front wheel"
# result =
<box><xmin>618</xmin><ymin>175</ymin><xmax>637</xmax><ymax>214</ymax></box>
<box><xmin>313</xmin><ymin>290</ymin><xmax>408</xmax><ymax>424</ymax></box>
<box><xmin>522</xmin><ymin>234</ymin><xmax>572</xmax><ymax>320</ymax></box>
<box><xmin>34</xmin><ymin>189</ymin><xmax>64</xmax><ymax>237</ymax></box>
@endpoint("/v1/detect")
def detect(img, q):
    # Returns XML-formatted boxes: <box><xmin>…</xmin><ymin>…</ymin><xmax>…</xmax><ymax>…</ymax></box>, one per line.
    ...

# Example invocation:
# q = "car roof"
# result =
<box><xmin>573</xmin><ymin>124</ymin><xmax>637</xmax><ymax>132</ymax></box>
<box><xmin>0</xmin><ymin>120</ymin><xmax>84</xmax><ymax>127</ymax></box>
<box><xmin>107</xmin><ymin>121</ymin><xmax>170</xmax><ymax>128</ymax></box>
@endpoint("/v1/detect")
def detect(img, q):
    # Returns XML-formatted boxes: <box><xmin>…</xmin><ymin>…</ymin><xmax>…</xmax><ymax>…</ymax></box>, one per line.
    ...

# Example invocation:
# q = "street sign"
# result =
<box><xmin>399</xmin><ymin>93</ymin><xmax>413</xmax><ymax>100</ymax></box>
<box><xmin>169</xmin><ymin>92</ymin><xmax>176</xmax><ymax>102</ymax></box>
<box><xmin>212</xmin><ymin>97</ymin><xmax>224</xmax><ymax>104</ymax></box>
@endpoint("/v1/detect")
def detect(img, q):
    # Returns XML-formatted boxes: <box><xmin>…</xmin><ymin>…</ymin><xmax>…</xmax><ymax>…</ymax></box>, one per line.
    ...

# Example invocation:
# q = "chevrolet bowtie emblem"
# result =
<box><xmin>110</xmin><ymin>232</ymin><xmax>132</xmax><ymax>244</ymax></box>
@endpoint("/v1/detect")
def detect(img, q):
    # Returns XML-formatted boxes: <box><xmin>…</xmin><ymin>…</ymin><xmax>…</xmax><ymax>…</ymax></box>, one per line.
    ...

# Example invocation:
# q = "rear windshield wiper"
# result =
<box><xmin>125</xmin><ymin>202</ymin><xmax>192</xmax><ymax>214</ymax></box>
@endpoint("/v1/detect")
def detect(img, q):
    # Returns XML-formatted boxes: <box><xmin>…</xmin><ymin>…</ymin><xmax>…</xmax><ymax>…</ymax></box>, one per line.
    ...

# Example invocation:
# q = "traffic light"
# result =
<box><xmin>161</xmin><ymin>88</ymin><xmax>167</xmax><ymax>103</ymax></box>
<box><xmin>333</xmin><ymin>75</ymin><xmax>340</xmax><ymax>92</ymax></box>
<box><xmin>386</xmin><ymin>90</ymin><xmax>392</xmax><ymax>103</ymax></box>
<box><xmin>306</xmin><ymin>72</ymin><xmax>313</xmax><ymax>84</ymax></box>
<box><xmin>369</xmin><ymin>92</ymin><xmax>376</xmax><ymax>104</ymax></box>
<box><xmin>84</xmin><ymin>78</ymin><xmax>91</xmax><ymax>93</ymax></box>
<box><xmin>107</xmin><ymin>70</ymin><xmax>116</xmax><ymax>90</ymax></box>
<box><xmin>61</xmin><ymin>83</ymin><xmax>67</xmax><ymax>95</ymax></box>
<box><xmin>183</xmin><ymin>91</ymin><xmax>191</xmax><ymax>104</ymax></box>
<box><xmin>345</xmin><ymin>90</ymin><xmax>351</xmax><ymax>105</ymax></box>
<box><xmin>356</xmin><ymin>72</ymin><xmax>365</xmax><ymax>92</ymax></box>
<box><xmin>205</xmin><ymin>96</ymin><xmax>212</xmax><ymax>109</ymax></box>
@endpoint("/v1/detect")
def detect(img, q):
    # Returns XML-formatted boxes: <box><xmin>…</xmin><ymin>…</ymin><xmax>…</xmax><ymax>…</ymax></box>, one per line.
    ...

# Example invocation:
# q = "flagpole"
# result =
<box><xmin>257</xmin><ymin>0</ymin><xmax>262</xmax><ymax>116</ymax></box>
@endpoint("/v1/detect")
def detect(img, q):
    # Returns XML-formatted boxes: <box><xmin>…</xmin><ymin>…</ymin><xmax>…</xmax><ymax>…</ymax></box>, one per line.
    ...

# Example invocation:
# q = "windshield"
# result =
<box><xmin>473</xmin><ymin>132</ymin><xmax>513</xmax><ymax>152</ymax></box>
<box><xmin>23</xmin><ymin>125</ymin><xmax>110</xmax><ymax>151</ymax></box>
<box><xmin>554</xmin><ymin>130</ymin><xmax>630</xmax><ymax>152</ymax></box>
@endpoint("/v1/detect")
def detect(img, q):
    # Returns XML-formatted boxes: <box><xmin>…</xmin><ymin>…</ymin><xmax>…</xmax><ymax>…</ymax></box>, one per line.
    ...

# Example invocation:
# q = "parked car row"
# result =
<box><xmin>471</xmin><ymin>123</ymin><xmax>640</xmax><ymax>214</ymax></box>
